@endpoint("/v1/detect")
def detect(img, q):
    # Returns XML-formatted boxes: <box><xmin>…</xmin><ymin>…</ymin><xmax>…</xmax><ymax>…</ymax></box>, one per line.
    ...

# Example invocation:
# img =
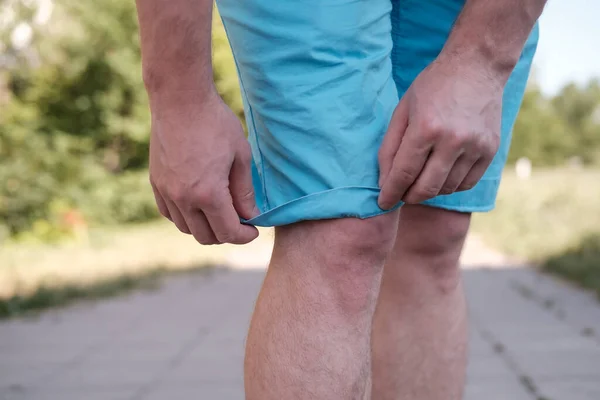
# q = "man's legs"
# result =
<box><xmin>371</xmin><ymin>204</ymin><xmax>470</xmax><ymax>400</ymax></box>
<box><xmin>244</xmin><ymin>212</ymin><xmax>399</xmax><ymax>400</ymax></box>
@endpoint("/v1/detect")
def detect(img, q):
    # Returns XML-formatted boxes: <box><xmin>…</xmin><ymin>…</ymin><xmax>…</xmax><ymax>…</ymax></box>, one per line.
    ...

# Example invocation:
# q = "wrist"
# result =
<box><xmin>145</xmin><ymin>77</ymin><xmax>219</xmax><ymax>110</ymax></box>
<box><xmin>437</xmin><ymin>40</ymin><xmax>516</xmax><ymax>87</ymax></box>
<box><xmin>146</xmin><ymin>88</ymin><xmax>222</xmax><ymax>122</ymax></box>
<box><xmin>143</xmin><ymin>62</ymin><xmax>217</xmax><ymax>99</ymax></box>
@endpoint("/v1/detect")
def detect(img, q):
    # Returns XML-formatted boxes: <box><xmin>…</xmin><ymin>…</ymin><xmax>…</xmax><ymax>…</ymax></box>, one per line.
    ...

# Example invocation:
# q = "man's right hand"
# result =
<box><xmin>148</xmin><ymin>90</ymin><xmax>259</xmax><ymax>245</ymax></box>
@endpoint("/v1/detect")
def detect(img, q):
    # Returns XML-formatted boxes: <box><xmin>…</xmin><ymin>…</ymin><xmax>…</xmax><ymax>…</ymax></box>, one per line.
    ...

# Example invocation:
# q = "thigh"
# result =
<box><xmin>390</xmin><ymin>0</ymin><xmax>539</xmax><ymax>212</ymax></box>
<box><xmin>216</xmin><ymin>0</ymin><xmax>399</xmax><ymax>227</ymax></box>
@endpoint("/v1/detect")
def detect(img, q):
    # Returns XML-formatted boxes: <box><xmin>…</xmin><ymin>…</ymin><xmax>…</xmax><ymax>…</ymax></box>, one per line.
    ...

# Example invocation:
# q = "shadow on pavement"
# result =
<box><xmin>1</xmin><ymin>265</ymin><xmax>600</xmax><ymax>400</ymax></box>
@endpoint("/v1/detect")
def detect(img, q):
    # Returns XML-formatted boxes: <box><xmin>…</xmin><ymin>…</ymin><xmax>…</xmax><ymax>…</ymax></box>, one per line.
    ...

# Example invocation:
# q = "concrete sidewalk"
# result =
<box><xmin>2</xmin><ymin>239</ymin><xmax>600</xmax><ymax>400</ymax></box>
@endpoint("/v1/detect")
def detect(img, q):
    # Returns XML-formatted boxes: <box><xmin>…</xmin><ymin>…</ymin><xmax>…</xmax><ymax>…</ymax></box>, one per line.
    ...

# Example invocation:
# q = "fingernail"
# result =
<box><xmin>378</xmin><ymin>201</ymin><xmax>390</xmax><ymax>210</ymax></box>
<box><xmin>251</xmin><ymin>205</ymin><xmax>260</xmax><ymax>218</ymax></box>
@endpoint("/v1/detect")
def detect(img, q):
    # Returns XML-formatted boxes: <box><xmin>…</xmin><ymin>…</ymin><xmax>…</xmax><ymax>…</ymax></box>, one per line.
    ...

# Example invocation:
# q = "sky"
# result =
<box><xmin>535</xmin><ymin>0</ymin><xmax>600</xmax><ymax>95</ymax></box>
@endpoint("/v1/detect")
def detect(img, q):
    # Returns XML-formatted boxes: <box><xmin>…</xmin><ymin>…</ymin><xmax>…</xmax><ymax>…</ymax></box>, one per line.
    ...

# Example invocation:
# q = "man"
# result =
<box><xmin>135</xmin><ymin>0</ymin><xmax>544</xmax><ymax>398</ymax></box>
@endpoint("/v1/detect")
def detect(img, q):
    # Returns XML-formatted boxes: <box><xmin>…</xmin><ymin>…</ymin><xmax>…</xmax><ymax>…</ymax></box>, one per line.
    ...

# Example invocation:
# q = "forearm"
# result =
<box><xmin>135</xmin><ymin>0</ymin><xmax>215</xmax><ymax>99</ymax></box>
<box><xmin>440</xmin><ymin>0</ymin><xmax>547</xmax><ymax>81</ymax></box>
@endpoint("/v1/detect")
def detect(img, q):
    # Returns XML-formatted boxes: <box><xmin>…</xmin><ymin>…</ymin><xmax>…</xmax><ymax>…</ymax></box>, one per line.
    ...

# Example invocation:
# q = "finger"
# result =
<box><xmin>230</xmin><ymin>144</ymin><xmax>259</xmax><ymax>220</ymax></box>
<box><xmin>185</xmin><ymin>209</ymin><xmax>219</xmax><ymax>245</ymax></box>
<box><xmin>439</xmin><ymin>155</ymin><xmax>479</xmax><ymax>195</ymax></box>
<box><xmin>456</xmin><ymin>158</ymin><xmax>490</xmax><ymax>192</ymax></box>
<box><xmin>402</xmin><ymin>146</ymin><xmax>460</xmax><ymax>204</ymax></box>
<box><xmin>378</xmin><ymin>98</ymin><xmax>409</xmax><ymax>187</ymax></box>
<box><xmin>150</xmin><ymin>182</ymin><xmax>171</xmax><ymax>220</ymax></box>
<box><xmin>201</xmin><ymin>190</ymin><xmax>259</xmax><ymax>244</ymax></box>
<box><xmin>164</xmin><ymin>198</ymin><xmax>191</xmax><ymax>235</ymax></box>
<box><xmin>378</xmin><ymin>124</ymin><xmax>431</xmax><ymax>210</ymax></box>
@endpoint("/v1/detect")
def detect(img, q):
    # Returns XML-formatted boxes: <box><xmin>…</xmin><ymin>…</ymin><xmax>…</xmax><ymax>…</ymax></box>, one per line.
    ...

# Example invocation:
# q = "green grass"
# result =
<box><xmin>472</xmin><ymin>167</ymin><xmax>600</xmax><ymax>296</ymax></box>
<box><xmin>0</xmin><ymin>266</ymin><xmax>214</xmax><ymax>319</ymax></box>
<box><xmin>3</xmin><ymin>167</ymin><xmax>598</xmax><ymax>314</ymax></box>
<box><xmin>544</xmin><ymin>233</ymin><xmax>600</xmax><ymax>299</ymax></box>
<box><xmin>0</xmin><ymin>269</ymin><xmax>160</xmax><ymax>319</ymax></box>
<box><xmin>0</xmin><ymin>220</ymin><xmax>273</xmax><ymax>317</ymax></box>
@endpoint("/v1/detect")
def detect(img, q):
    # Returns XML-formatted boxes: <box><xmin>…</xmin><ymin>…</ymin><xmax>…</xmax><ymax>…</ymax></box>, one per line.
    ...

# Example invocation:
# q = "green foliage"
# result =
<box><xmin>544</xmin><ymin>234</ymin><xmax>600</xmax><ymax>300</ymax></box>
<box><xmin>0</xmin><ymin>270</ymin><xmax>162</xmax><ymax>319</ymax></box>
<box><xmin>551</xmin><ymin>81</ymin><xmax>600</xmax><ymax>164</ymax></box>
<box><xmin>472</xmin><ymin>167</ymin><xmax>600</xmax><ymax>299</ymax></box>
<box><xmin>212</xmin><ymin>10</ymin><xmax>245</xmax><ymax>124</ymax></box>
<box><xmin>76</xmin><ymin>171</ymin><xmax>159</xmax><ymax>225</ymax></box>
<box><xmin>0</xmin><ymin>1</ymin><xmax>241</xmax><ymax>240</ymax></box>
<box><xmin>510</xmin><ymin>80</ymin><xmax>600</xmax><ymax>166</ymax></box>
<box><xmin>8</xmin><ymin>0</ymin><xmax>151</xmax><ymax>171</ymax></box>
<box><xmin>472</xmin><ymin>169</ymin><xmax>600</xmax><ymax>262</ymax></box>
<box><xmin>0</xmin><ymin>0</ymin><xmax>598</xmax><ymax>242</ymax></box>
<box><xmin>509</xmin><ymin>88</ymin><xmax>575</xmax><ymax>165</ymax></box>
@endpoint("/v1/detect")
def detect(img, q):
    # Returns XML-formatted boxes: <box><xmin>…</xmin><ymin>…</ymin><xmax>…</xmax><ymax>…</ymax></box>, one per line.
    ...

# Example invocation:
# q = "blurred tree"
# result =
<box><xmin>0</xmin><ymin>0</ymin><xmax>598</xmax><ymax>240</ymax></box>
<box><xmin>551</xmin><ymin>80</ymin><xmax>600</xmax><ymax>165</ymax></box>
<box><xmin>509</xmin><ymin>77</ymin><xmax>600</xmax><ymax>167</ymax></box>
<box><xmin>212</xmin><ymin>9</ymin><xmax>244</xmax><ymax>126</ymax></box>
<box><xmin>509</xmin><ymin>86</ymin><xmax>576</xmax><ymax>165</ymax></box>
<box><xmin>0</xmin><ymin>1</ymin><xmax>243</xmax><ymax>239</ymax></box>
<box><xmin>8</xmin><ymin>0</ymin><xmax>150</xmax><ymax>172</ymax></box>
<box><xmin>1</xmin><ymin>0</ymin><xmax>152</xmax><ymax>239</ymax></box>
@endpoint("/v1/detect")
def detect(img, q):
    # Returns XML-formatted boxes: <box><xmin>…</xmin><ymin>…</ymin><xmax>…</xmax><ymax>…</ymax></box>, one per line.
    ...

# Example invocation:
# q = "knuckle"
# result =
<box><xmin>394</xmin><ymin>167</ymin><xmax>418</xmax><ymax>186</ymax></box>
<box><xmin>239</xmin><ymin>189</ymin><xmax>255</xmax><ymax>203</ymax></box>
<box><xmin>440</xmin><ymin>185</ymin><xmax>455</xmax><ymax>195</ymax></box>
<box><xmin>403</xmin><ymin>195</ymin><xmax>421</xmax><ymax>204</ymax></box>
<box><xmin>194</xmin><ymin>186</ymin><xmax>218</xmax><ymax>207</ymax></box>
<box><xmin>480</xmin><ymin>145</ymin><xmax>497</xmax><ymax>160</ymax></box>
<box><xmin>215</xmin><ymin>231</ymin><xmax>235</xmax><ymax>244</ymax></box>
<box><xmin>168</xmin><ymin>186</ymin><xmax>188</xmax><ymax>204</ymax></box>
<box><xmin>175</xmin><ymin>224</ymin><xmax>191</xmax><ymax>235</ymax></box>
<box><xmin>447</xmin><ymin>130</ymin><xmax>470</xmax><ymax>150</ymax></box>
<box><xmin>418</xmin><ymin>186</ymin><xmax>441</xmax><ymax>198</ymax></box>
<box><xmin>489</xmin><ymin>132</ymin><xmax>501</xmax><ymax>148</ymax></box>
<box><xmin>420</xmin><ymin>117</ymin><xmax>443</xmax><ymax>134</ymax></box>
<box><xmin>409</xmin><ymin>186</ymin><xmax>440</xmax><ymax>202</ymax></box>
<box><xmin>151</xmin><ymin>179</ymin><xmax>166</xmax><ymax>194</ymax></box>
<box><xmin>477</xmin><ymin>134</ymin><xmax>500</xmax><ymax>157</ymax></box>
<box><xmin>157</xmin><ymin>207</ymin><xmax>170</xmax><ymax>219</ymax></box>
<box><xmin>195</xmin><ymin>235</ymin><xmax>218</xmax><ymax>245</ymax></box>
<box><xmin>421</xmin><ymin>128</ymin><xmax>440</xmax><ymax>142</ymax></box>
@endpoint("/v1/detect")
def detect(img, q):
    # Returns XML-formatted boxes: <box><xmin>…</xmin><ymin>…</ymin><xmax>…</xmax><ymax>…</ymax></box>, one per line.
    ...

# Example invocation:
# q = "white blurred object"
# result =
<box><xmin>11</xmin><ymin>22</ymin><xmax>33</xmax><ymax>50</ymax></box>
<box><xmin>592</xmin><ymin>105</ymin><xmax>600</xmax><ymax>125</ymax></box>
<box><xmin>515</xmin><ymin>157</ymin><xmax>532</xmax><ymax>180</ymax></box>
<box><xmin>567</xmin><ymin>156</ymin><xmax>583</xmax><ymax>169</ymax></box>
<box><xmin>0</xmin><ymin>4</ymin><xmax>16</xmax><ymax>30</ymax></box>
<box><xmin>34</xmin><ymin>0</ymin><xmax>54</xmax><ymax>25</ymax></box>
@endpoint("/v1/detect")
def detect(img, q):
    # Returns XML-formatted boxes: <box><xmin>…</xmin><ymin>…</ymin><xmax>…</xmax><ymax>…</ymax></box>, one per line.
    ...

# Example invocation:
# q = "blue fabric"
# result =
<box><xmin>216</xmin><ymin>0</ymin><xmax>539</xmax><ymax>227</ymax></box>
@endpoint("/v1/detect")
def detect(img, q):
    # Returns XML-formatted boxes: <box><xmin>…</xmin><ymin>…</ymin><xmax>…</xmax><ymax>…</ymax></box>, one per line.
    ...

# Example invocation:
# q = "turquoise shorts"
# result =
<box><xmin>216</xmin><ymin>0</ymin><xmax>539</xmax><ymax>227</ymax></box>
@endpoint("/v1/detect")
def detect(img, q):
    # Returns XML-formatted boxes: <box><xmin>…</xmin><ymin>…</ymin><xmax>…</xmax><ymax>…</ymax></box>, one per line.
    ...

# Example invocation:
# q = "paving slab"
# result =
<box><xmin>2</xmin><ymin>239</ymin><xmax>600</xmax><ymax>400</ymax></box>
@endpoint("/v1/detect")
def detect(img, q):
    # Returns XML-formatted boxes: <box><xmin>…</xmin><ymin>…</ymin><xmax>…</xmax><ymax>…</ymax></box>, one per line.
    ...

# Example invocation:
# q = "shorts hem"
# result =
<box><xmin>243</xmin><ymin>186</ymin><xmax>401</xmax><ymax>227</ymax></box>
<box><xmin>243</xmin><ymin>178</ymin><xmax>500</xmax><ymax>227</ymax></box>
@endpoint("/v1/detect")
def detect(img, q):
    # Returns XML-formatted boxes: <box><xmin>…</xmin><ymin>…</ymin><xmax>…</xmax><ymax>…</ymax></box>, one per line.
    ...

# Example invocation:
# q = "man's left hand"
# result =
<box><xmin>377</xmin><ymin>56</ymin><xmax>505</xmax><ymax>209</ymax></box>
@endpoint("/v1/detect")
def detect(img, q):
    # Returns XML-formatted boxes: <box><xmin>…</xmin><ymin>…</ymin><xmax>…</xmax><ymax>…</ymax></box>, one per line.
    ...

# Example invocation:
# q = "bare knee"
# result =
<box><xmin>399</xmin><ymin>205</ymin><xmax>470</xmax><ymax>257</ymax></box>
<box><xmin>274</xmin><ymin>212</ymin><xmax>399</xmax><ymax>312</ymax></box>
<box><xmin>396</xmin><ymin>205</ymin><xmax>470</xmax><ymax>292</ymax></box>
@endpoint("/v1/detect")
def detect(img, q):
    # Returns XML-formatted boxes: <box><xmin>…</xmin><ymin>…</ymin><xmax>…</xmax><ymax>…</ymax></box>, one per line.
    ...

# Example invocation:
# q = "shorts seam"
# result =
<box><xmin>220</xmin><ymin>18</ymin><xmax>271</xmax><ymax>209</ymax></box>
<box><xmin>390</xmin><ymin>0</ymin><xmax>411</xmax><ymax>94</ymax></box>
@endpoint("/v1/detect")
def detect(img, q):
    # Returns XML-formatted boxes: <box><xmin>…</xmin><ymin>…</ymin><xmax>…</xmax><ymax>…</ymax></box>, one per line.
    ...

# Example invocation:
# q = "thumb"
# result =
<box><xmin>378</xmin><ymin>97</ymin><xmax>409</xmax><ymax>187</ymax></box>
<box><xmin>230</xmin><ymin>145</ymin><xmax>260</xmax><ymax>220</ymax></box>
